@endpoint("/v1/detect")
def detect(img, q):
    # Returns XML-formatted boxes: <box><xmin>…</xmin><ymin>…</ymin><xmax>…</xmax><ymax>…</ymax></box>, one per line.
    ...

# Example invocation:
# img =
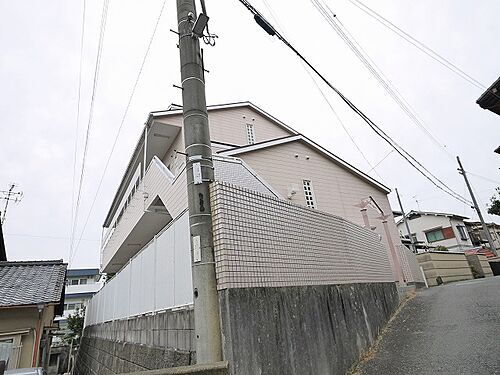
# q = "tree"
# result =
<box><xmin>64</xmin><ymin>307</ymin><xmax>85</xmax><ymax>344</ymax></box>
<box><xmin>434</xmin><ymin>245</ymin><xmax>448</xmax><ymax>252</ymax></box>
<box><xmin>488</xmin><ymin>187</ymin><xmax>500</xmax><ymax>216</ymax></box>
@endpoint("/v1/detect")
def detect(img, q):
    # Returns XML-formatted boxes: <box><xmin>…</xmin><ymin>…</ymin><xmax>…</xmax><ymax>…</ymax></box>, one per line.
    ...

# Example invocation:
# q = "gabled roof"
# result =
<box><xmin>0</xmin><ymin>260</ymin><xmax>67</xmax><ymax>307</ymax></box>
<box><xmin>149</xmin><ymin>101</ymin><xmax>299</xmax><ymax>135</ymax></box>
<box><xmin>218</xmin><ymin>134</ymin><xmax>390</xmax><ymax>193</ymax></box>
<box><xmin>396</xmin><ymin>210</ymin><xmax>469</xmax><ymax>226</ymax></box>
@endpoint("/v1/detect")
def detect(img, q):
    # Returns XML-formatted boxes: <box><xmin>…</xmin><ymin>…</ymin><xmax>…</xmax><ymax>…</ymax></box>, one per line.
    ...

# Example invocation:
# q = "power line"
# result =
<box><xmin>70</xmin><ymin>0</ymin><xmax>110</xmax><ymax>262</ymax></box>
<box><xmin>311</xmin><ymin>0</ymin><xmax>453</xmax><ymax>160</ymax></box>
<box><xmin>70</xmin><ymin>0</ymin><xmax>87</xmax><ymax>260</ymax></box>
<box><xmin>261</xmin><ymin>0</ymin><xmax>386</xmax><ymax>183</ymax></box>
<box><xmin>346</xmin><ymin>0</ymin><xmax>486</xmax><ymax>90</ymax></box>
<box><xmin>237</xmin><ymin>0</ymin><xmax>472</xmax><ymax>206</ymax></box>
<box><xmin>70</xmin><ymin>0</ymin><xmax>168</xmax><ymax>266</ymax></box>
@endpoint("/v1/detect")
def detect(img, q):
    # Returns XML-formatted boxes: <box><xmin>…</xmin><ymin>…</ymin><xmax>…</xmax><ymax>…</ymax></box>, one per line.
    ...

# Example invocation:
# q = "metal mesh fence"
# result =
<box><xmin>210</xmin><ymin>182</ymin><xmax>394</xmax><ymax>289</ymax></box>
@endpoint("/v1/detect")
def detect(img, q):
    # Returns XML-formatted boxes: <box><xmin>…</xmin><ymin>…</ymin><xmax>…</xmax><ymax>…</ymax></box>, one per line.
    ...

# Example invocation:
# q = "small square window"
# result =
<box><xmin>71</xmin><ymin>279</ymin><xmax>79</xmax><ymax>285</ymax></box>
<box><xmin>79</xmin><ymin>279</ymin><xmax>87</xmax><ymax>285</ymax></box>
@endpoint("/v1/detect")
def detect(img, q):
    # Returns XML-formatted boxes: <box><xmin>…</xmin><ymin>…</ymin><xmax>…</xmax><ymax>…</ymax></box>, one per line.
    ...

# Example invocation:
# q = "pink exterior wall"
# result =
<box><xmin>235</xmin><ymin>140</ymin><xmax>402</xmax><ymax>280</ymax></box>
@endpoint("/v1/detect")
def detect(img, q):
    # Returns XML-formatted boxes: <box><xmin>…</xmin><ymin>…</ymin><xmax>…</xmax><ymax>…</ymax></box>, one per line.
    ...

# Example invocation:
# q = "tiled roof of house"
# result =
<box><xmin>0</xmin><ymin>260</ymin><xmax>67</xmax><ymax>307</ymax></box>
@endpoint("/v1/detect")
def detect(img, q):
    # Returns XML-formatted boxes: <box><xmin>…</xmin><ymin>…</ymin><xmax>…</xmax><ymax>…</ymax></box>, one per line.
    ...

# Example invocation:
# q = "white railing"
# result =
<box><xmin>101</xmin><ymin>157</ymin><xmax>187</xmax><ymax>272</ymax></box>
<box><xmin>86</xmin><ymin>211</ymin><xmax>192</xmax><ymax>326</ymax></box>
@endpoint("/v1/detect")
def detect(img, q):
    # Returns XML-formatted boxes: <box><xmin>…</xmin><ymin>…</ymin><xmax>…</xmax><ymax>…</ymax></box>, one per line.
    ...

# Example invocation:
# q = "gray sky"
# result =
<box><xmin>1</xmin><ymin>0</ymin><xmax>499</xmax><ymax>268</ymax></box>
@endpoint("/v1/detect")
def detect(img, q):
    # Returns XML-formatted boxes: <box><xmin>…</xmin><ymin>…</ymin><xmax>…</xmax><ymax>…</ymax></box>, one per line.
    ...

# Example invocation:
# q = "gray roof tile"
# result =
<box><xmin>0</xmin><ymin>260</ymin><xmax>67</xmax><ymax>307</ymax></box>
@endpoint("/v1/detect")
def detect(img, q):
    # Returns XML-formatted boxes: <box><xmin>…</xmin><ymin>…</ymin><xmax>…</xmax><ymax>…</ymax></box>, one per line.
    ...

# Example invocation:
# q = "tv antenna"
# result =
<box><xmin>0</xmin><ymin>183</ymin><xmax>23</xmax><ymax>224</ymax></box>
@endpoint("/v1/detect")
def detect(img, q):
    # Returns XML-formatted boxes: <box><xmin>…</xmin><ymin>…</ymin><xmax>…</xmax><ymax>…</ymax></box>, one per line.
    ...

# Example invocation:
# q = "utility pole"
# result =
<box><xmin>457</xmin><ymin>156</ymin><xmax>497</xmax><ymax>256</ymax></box>
<box><xmin>395</xmin><ymin>188</ymin><xmax>417</xmax><ymax>254</ymax></box>
<box><xmin>176</xmin><ymin>0</ymin><xmax>222</xmax><ymax>363</ymax></box>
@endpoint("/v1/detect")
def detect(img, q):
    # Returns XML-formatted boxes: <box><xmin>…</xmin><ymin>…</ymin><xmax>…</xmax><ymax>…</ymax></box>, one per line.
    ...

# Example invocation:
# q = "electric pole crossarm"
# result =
<box><xmin>457</xmin><ymin>156</ymin><xmax>497</xmax><ymax>256</ymax></box>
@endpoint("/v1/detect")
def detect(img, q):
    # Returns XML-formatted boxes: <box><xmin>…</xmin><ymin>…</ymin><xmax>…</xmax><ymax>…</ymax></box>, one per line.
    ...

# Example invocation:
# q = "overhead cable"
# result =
<box><xmin>70</xmin><ymin>0</ymin><xmax>168</xmax><ymax>265</ymax></box>
<box><xmin>236</xmin><ymin>0</ymin><xmax>472</xmax><ymax>205</ymax></box>
<box><xmin>261</xmin><ymin>0</ymin><xmax>386</xmax><ymax>183</ymax></box>
<box><xmin>70</xmin><ymin>0</ymin><xmax>110</xmax><ymax>262</ymax></box>
<box><xmin>346</xmin><ymin>0</ymin><xmax>485</xmax><ymax>90</ymax></box>
<box><xmin>311</xmin><ymin>0</ymin><xmax>453</xmax><ymax>160</ymax></box>
<box><xmin>69</xmin><ymin>0</ymin><xmax>87</xmax><ymax>261</ymax></box>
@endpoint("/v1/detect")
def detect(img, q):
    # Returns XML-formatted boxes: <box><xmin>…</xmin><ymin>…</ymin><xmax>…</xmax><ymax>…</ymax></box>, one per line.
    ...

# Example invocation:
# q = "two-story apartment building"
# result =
<box><xmin>61</xmin><ymin>269</ymin><xmax>101</xmax><ymax>320</ymax></box>
<box><xmin>396</xmin><ymin>210</ymin><xmax>474</xmax><ymax>252</ymax></box>
<box><xmin>100</xmin><ymin>102</ymin><xmax>406</xmax><ymax>280</ymax></box>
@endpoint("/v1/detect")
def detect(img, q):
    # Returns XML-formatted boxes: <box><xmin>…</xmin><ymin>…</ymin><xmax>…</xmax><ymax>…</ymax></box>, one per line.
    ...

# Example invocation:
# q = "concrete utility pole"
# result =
<box><xmin>176</xmin><ymin>0</ymin><xmax>222</xmax><ymax>363</ymax></box>
<box><xmin>395</xmin><ymin>188</ymin><xmax>417</xmax><ymax>254</ymax></box>
<box><xmin>457</xmin><ymin>156</ymin><xmax>498</xmax><ymax>256</ymax></box>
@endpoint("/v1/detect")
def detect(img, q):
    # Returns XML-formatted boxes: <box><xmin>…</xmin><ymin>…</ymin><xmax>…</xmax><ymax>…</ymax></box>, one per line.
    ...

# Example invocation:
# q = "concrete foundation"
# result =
<box><xmin>218</xmin><ymin>282</ymin><xmax>398</xmax><ymax>375</ymax></box>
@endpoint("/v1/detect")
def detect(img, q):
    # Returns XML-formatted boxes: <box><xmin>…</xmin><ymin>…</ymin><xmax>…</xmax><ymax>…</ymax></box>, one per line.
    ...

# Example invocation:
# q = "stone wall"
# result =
<box><xmin>219</xmin><ymin>282</ymin><xmax>399</xmax><ymax>375</ymax></box>
<box><xmin>74</xmin><ymin>308</ymin><xmax>194</xmax><ymax>375</ymax></box>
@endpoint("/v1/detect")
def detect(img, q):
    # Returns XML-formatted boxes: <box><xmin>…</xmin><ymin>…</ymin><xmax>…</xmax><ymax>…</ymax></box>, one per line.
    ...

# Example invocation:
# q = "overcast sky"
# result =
<box><xmin>1</xmin><ymin>0</ymin><xmax>499</xmax><ymax>268</ymax></box>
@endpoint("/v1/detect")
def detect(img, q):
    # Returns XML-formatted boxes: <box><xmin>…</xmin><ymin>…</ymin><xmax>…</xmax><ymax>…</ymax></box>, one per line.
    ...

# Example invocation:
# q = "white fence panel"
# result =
<box><xmin>173</xmin><ymin>213</ymin><xmax>192</xmax><ymax>306</ymax></box>
<box><xmin>142</xmin><ymin>242</ymin><xmax>156</xmax><ymax>312</ymax></box>
<box><xmin>85</xmin><ymin>211</ymin><xmax>192</xmax><ymax>327</ymax></box>
<box><xmin>155</xmin><ymin>224</ymin><xmax>176</xmax><ymax>309</ymax></box>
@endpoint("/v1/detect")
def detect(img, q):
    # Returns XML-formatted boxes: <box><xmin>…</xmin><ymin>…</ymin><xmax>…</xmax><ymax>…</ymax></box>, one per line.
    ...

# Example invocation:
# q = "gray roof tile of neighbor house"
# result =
<box><xmin>477</xmin><ymin>76</ymin><xmax>500</xmax><ymax>116</ymax></box>
<box><xmin>0</xmin><ymin>260</ymin><xmax>67</xmax><ymax>307</ymax></box>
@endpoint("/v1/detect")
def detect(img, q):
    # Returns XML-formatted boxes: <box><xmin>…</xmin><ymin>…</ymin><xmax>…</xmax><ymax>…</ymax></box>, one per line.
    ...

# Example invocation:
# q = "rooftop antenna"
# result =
<box><xmin>0</xmin><ymin>183</ymin><xmax>23</xmax><ymax>225</ymax></box>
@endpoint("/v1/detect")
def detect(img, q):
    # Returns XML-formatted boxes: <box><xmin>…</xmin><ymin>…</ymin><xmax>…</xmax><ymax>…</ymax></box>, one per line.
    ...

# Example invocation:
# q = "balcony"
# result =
<box><xmin>101</xmin><ymin>155</ymin><xmax>279</xmax><ymax>274</ymax></box>
<box><xmin>101</xmin><ymin>156</ymin><xmax>186</xmax><ymax>273</ymax></box>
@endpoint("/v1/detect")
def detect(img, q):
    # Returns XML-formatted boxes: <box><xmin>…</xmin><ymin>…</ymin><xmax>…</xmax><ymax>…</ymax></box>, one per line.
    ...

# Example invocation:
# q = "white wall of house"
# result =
<box><xmin>397</xmin><ymin>214</ymin><xmax>473</xmax><ymax>251</ymax></box>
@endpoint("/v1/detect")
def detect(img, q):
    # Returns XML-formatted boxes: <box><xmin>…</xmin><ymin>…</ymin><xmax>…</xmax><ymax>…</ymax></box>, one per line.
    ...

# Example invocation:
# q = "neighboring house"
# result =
<box><xmin>100</xmin><ymin>101</ymin><xmax>404</xmax><ymax>281</ymax></box>
<box><xmin>396</xmin><ymin>211</ymin><xmax>474</xmax><ymax>252</ymax></box>
<box><xmin>476</xmin><ymin>76</ymin><xmax>500</xmax><ymax>116</ymax></box>
<box><xmin>0</xmin><ymin>260</ymin><xmax>67</xmax><ymax>371</ymax></box>
<box><xmin>465</xmin><ymin>221</ymin><xmax>500</xmax><ymax>249</ymax></box>
<box><xmin>54</xmin><ymin>268</ymin><xmax>101</xmax><ymax>335</ymax></box>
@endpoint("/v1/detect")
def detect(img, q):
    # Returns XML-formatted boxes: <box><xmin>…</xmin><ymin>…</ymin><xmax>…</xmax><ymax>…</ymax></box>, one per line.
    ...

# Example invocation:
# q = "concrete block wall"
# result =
<box><xmin>74</xmin><ymin>308</ymin><xmax>195</xmax><ymax>375</ymax></box>
<box><xmin>417</xmin><ymin>251</ymin><xmax>474</xmax><ymax>286</ymax></box>
<box><xmin>74</xmin><ymin>337</ymin><xmax>192</xmax><ymax>375</ymax></box>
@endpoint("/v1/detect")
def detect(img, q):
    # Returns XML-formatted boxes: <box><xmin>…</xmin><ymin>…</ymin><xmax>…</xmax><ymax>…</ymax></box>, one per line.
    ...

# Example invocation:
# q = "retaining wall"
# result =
<box><xmin>219</xmin><ymin>282</ymin><xmax>398</xmax><ymax>375</ymax></box>
<box><xmin>74</xmin><ymin>308</ymin><xmax>194</xmax><ymax>375</ymax></box>
<box><xmin>417</xmin><ymin>251</ymin><xmax>474</xmax><ymax>286</ymax></box>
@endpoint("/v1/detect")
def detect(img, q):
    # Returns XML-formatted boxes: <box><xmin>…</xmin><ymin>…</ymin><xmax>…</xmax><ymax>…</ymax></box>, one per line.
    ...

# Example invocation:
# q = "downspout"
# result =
<box><xmin>32</xmin><ymin>304</ymin><xmax>45</xmax><ymax>366</ymax></box>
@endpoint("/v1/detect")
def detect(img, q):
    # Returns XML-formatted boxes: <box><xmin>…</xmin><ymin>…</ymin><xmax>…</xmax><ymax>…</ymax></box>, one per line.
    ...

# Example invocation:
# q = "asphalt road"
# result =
<box><xmin>358</xmin><ymin>276</ymin><xmax>500</xmax><ymax>375</ymax></box>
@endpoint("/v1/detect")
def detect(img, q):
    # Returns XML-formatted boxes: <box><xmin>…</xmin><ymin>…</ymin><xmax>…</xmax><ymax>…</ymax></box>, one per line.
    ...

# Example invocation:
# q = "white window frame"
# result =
<box><xmin>245</xmin><ymin>123</ymin><xmax>256</xmax><ymax>145</ymax></box>
<box><xmin>302</xmin><ymin>179</ymin><xmax>317</xmax><ymax>209</ymax></box>
<box><xmin>456</xmin><ymin>225</ymin><xmax>468</xmax><ymax>241</ymax></box>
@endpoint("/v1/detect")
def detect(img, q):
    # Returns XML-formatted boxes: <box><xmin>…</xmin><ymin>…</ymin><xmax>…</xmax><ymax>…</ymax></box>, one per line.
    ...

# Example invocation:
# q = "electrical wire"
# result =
<box><xmin>70</xmin><ymin>0</ymin><xmax>110</xmax><ymax>263</ymax></box>
<box><xmin>70</xmin><ymin>0</ymin><xmax>168</xmax><ymax>266</ymax></box>
<box><xmin>261</xmin><ymin>0</ymin><xmax>386</xmax><ymax>184</ymax></box>
<box><xmin>237</xmin><ymin>0</ymin><xmax>472</xmax><ymax>206</ymax></box>
<box><xmin>70</xmin><ymin>0</ymin><xmax>87</xmax><ymax>260</ymax></box>
<box><xmin>345</xmin><ymin>0</ymin><xmax>486</xmax><ymax>90</ymax></box>
<box><xmin>311</xmin><ymin>0</ymin><xmax>453</xmax><ymax>160</ymax></box>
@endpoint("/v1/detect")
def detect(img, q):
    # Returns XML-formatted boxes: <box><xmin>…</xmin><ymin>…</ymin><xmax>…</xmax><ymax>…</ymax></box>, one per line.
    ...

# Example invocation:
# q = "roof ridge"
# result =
<box><xmin>0</xmin><ymin>259</ymin><xmax>66</xmax><ymax>266</ymax></box>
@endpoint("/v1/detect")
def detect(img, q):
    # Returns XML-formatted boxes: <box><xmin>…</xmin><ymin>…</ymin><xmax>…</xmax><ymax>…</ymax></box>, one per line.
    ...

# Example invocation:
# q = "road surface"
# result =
<box><xmin>358</xmin><ymin>276</ymin><xmax>500</xmax><ymax>375</ymax></box>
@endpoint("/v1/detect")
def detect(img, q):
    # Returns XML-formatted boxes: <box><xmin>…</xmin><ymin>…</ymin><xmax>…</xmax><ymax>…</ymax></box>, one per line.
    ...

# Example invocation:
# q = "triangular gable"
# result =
<box><xmin>219</xmin><ymin>134</ymin><xmax>390</xmax><ymax>193</ymax></box>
